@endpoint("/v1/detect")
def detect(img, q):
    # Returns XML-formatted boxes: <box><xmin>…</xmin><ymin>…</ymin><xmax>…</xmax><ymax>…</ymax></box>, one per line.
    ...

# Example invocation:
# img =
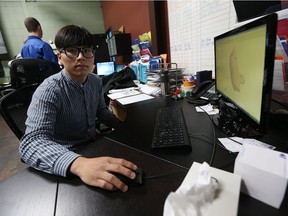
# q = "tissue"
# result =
<box><xmin>163</xmin><ymin>162</ymin><xmax>219</xmax><ymax>216</ymax></box>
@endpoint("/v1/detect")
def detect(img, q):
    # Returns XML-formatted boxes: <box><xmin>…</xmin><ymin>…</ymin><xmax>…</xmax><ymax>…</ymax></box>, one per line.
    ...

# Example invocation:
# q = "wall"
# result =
<box><xmin>167</xmin><ymin>0</ymin><xmax>238</xmax><ymax>76</ymax></box>
<box><xmin>0</xmin><ymin>0</ymin><xmax>152</xmax><ymax>80</ymax></box>
<box><xmin>168</xmin><ymin>0</ymin><xmax>288</xmax><ymax>77</ymax></box>
<box><xmin>101</xmin><ymin>1</ymin><xmax>151</xmax><ymax>42</ymax></box>
<box><xmin>0</xmin><ymin>1</ymin><xmax>104</xmax><ymax>60</ymax></box>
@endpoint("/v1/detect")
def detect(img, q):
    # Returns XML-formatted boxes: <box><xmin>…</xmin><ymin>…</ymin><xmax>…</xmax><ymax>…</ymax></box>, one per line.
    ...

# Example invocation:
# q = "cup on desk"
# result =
<box><xmin>183</xmin><ymin>75</ymin><xmax>195</xmax><ymax>87</ymax></box>
<box><xmin>181</xmin><ymin>84</ymin><xmax>193</xmax><ymax>97</ymax></box>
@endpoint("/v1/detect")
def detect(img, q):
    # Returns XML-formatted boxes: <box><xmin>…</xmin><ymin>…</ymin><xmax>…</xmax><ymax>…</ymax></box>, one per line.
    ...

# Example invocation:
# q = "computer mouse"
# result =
<box><xmin>113</xmin><ymin>167</ymin><xmax>143</xmax><ymax>186</ymax></box>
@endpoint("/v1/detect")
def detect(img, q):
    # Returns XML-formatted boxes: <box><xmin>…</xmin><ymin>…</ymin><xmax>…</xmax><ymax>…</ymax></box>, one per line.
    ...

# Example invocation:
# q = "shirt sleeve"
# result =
<box><xmin>41</xmin><ymin>43</ymin><xmax>58</xmax><ymax>64</ymax></box>
<box><xmin>95</xmin><ymin>77</ymin><xmax>121</xmax><ymax>128</ymax></box>
<box><xmin>19</xmin><ymin>84</ymin><xmax>80</xmax><ymax>177</ymax></box>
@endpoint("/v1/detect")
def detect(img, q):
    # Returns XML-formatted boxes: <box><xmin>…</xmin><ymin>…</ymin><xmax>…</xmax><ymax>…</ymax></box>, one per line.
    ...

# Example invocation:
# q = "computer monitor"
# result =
<box><xmin>116</xmin><ymin>64</ymin><xmax>126</xmax><ymax>72</ymax></box>
<box><xmin>106</xmin><ymin>27</ymin><xmax>113</xmax><ymax>39</ymax></box>
<box><xmin>96</xmin><ymin>62</ymin><xmax>115</xmax><ymax>76</ymax></box>
<box><xmin>214</xmin><ymin>13</ymin><xmax>278</xmax><ymax>136</ymax></box>
<box><xmin>233</xmin><ymin>0</ymin><xmax>288</xmax><ymax>22</ymax></box>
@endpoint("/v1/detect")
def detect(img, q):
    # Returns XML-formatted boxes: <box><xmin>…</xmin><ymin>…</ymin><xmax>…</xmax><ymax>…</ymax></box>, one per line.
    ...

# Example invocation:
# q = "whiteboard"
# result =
<box><xmin>167</xmin><ymin>0</ymin><xmax>238</xmax><ymax>76</ymax></box>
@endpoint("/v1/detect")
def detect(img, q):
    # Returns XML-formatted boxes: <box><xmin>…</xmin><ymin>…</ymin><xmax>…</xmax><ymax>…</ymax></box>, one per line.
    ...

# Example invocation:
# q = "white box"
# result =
<box><xmin>234</xmin><ymin>144</ymin><xmax>288</xmax><ymax>208</ymax></box>
<box><xmin>180</xmin><ymin>162</ymin><xmax>241</xmax><ymax>216</ymax></box>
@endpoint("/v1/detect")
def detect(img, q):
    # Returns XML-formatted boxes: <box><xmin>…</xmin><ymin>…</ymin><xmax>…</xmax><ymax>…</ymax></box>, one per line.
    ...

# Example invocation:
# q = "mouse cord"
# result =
<box><xmin>104</xmin><ymin>136</ymin><xmax>192</xmax><ymax>171</ymax></box>
<box><xmin>53</xmin><ymin>177</ymin><xmax>60</xmax><ymax>216</ymax></box>
<box><xmin>144</xmin><ymin>170</ymin><xmax>188</xmax><ymax>180</ymax></box>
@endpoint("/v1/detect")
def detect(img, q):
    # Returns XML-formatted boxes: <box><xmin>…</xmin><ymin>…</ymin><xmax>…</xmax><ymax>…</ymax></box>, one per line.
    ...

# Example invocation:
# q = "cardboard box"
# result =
<box><xmin>109</xmin><ymin>100</ymin><xmax>127</xmax><ymax>122</ymax></box>
<box><xmin>234</xmin><ymin>144</ymin><xmax>288</xmax><ymax>208</ymax></box>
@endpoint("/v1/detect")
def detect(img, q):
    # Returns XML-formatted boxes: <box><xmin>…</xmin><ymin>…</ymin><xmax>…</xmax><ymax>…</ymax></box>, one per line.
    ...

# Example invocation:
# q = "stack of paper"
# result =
<box><xmin>107</xmin><ymin>87</ymin><xmax>155</xmax><ymax>105</ymax></box>
<box><xmin>116</xmin><ymin>94</ymin><xmax>154</xmax><ymax>105</ymax></box>
<box><xmin>139</xmin><ymin>84</ymin><xmax>161</xmax><ymax>96</ymax></box>
<box><xmin>107</xmin><ymin>90</ymin><xmax>140</xmax><ymax>100</ymax></box>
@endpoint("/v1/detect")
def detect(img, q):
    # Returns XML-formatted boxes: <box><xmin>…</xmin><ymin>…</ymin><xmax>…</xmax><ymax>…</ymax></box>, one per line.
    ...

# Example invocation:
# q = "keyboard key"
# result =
<box><xmin>152</xmin><ymin>106</ymin><xmax>191</xmax><ymax>149</ymax></box>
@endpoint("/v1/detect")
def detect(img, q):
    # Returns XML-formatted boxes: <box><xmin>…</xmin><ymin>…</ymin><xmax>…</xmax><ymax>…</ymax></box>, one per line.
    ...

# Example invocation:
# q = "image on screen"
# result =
<box><xmin>216</xmin><ymin>25</ymin><xmax>266</xmax><ymax>123</ymax></box>
<box><xmin>214</xmin><ymin>13</ymin><xmax>277</xmax><ymax>133</ymax></box>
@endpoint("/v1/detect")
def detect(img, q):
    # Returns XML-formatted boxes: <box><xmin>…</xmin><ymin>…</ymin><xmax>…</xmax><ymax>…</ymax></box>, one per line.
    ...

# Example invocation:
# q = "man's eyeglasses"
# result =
<box><xmin>60</xmin><ymin>47</ymin><xmax>95</xmax><ymax>59</ymax></box>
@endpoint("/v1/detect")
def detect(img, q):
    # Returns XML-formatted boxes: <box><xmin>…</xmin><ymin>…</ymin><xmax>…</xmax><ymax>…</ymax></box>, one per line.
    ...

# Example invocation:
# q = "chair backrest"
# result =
<box><xmin>0</xmin><ymin>84</ymin><xmax>38</xmax><ymax>139</ymax></box>
<box><xmin>10</xmin><ymin>58</ymin><xmax>61</xmax><ymax>89</ymax></box>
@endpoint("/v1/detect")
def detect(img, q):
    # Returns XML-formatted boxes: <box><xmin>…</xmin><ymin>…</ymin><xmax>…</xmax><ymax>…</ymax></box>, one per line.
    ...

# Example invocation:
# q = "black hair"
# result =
<box><xmin>54</xmin><ymin>25</ymin><xmax>94</xmax><ymax>50</ymax></box>
<box><xmin>24</xmin><ymin>17</ymin><xmax>40</xmax><ymax>32</ymax></box>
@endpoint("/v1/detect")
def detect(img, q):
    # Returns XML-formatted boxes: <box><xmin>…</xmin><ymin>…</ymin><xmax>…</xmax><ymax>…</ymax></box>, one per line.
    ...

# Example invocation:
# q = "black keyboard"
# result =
<box><xmin>152</xmin><ymin>106</ymin><xmax>191</xmax><ymax>149</ymax></box>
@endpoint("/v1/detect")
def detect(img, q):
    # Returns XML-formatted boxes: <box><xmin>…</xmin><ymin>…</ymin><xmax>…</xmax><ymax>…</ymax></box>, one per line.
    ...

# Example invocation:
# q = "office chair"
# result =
<box><xmin>0</xmin><ymin>84</ymin><xmax>38</xmax><ymax>140</ymax></box>
<box><xmin>0</xmin><ymin>83</ymin><xmax>14</xmax><ymax>98</ymax></box>
<box><xmin>9</xmin><ymin>58</ymin><xmax>61</xmax><ymax>89</ymax></box>
<box><xmin>0</xmin><ymin>83</ymin><xmax>112</xmax><ymax>139</ymax></box>
<box><xmin>0</xmin><ymin>62</ymin><xmax>14</xmax><ymax>97</ymax></box>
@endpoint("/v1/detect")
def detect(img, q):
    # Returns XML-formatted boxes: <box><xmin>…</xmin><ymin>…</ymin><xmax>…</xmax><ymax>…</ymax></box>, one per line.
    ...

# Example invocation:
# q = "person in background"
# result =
<box><xmin>19</xmin><ymin>25</ymin><xmax>137</xmax><ymax>192</ymax></box>
<box><xmin>21</xmin><ymin>17</ymin><xmax>58</xmax><ymax>64</ymax></box>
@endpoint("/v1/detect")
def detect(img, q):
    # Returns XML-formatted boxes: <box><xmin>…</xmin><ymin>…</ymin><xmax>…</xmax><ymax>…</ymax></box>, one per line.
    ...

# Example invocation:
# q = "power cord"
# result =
<box><xmin>195</xmin><ymin>105</ymin><xmax>217</xmax><ymax>166</ymax></box>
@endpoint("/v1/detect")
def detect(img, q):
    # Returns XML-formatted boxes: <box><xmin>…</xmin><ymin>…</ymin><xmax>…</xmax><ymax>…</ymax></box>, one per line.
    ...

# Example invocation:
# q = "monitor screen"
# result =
<box><xmin>96</xmin><ymin>62</ymin><xmax>115</xmax><ymax>76</ymax></box>
<box><xmin>214</xmin><ymin>13</ymin><xmax>278</xmax><ymax>134</ymax></box>
<box><xmin>106</xmin><ymin>27</ymin><xmax>113</xmax><ymax>39</ymax></box>
<box><xmin>116</xmin><ymin>64</ymin><xmax>126</xmax><ymax>72</ymax></box>
<box><xmin>233</xmin><ymin>0</ymin><xmax>287</xmax><ymax>22</ymax></box>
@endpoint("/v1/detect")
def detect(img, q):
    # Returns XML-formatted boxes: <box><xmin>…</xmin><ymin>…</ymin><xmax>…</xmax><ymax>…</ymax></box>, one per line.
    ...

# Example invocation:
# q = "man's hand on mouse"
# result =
<box><xmin>70</xmin><ymin>156</ymin><xmax>137</xmax><ymax>192</ymax></box>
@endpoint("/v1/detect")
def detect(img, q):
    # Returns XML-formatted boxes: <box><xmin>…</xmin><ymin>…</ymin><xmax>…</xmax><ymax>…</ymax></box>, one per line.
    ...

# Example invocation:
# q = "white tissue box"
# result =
<box><xmin>234</xmin><ymin>144</ymin><xmax>288</xmax><ymax>208</ymax></box>
<box><xmin>181</xmin><ymin>162</ymin><xmax>241</xmax><ymax>216</ymax></box>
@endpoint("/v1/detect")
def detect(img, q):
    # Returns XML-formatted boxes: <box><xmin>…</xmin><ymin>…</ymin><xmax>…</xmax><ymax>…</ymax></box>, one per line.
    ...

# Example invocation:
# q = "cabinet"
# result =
<box><xmin>107</xmin><ymin>34</ymin><xmax>132</xmax><ymax>57</ymax></box>
<box><xmin>91</xmin><ymin>34</ymin><xmax>110</xmax><ymax>63</ymax></box>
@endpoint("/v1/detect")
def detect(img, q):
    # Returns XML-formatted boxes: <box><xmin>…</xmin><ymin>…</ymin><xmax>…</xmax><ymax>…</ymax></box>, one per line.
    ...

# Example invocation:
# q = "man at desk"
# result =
<box><xmin>19</xmin><ymin>25</ymin><xmax>138</xmax><ymax>192</ymax></box>
<box><xmin>21</xmin><ymin>17</ymin><xmax>58</xmax><ymax>64</ymax></box>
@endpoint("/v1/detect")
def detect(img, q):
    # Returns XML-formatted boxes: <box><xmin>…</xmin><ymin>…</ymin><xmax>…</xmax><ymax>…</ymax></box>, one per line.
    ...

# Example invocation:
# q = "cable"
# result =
<box><xmin>189</xmin><ymin>133</ymin><xmax>214</xmax><ymax>144</ymax></box>
<box><xmin>144</xmin><ymin>170</ymin><xmax>188</xmax><ymax>180</ymax></box>
<box><xmin>208</xmin><ymin>116</ymin><xmax>239</xmax><ymax>170</ymax></box>
<box><xmin>104</xmin><ymin>136</ymin><xmax>190</xmax><ymax>171</ymax></box>
<box><xmin>53</xmin><ymin>177</ymin><xmax>60</xmax><ymax>216</ymax></box>
<box><xmin>210</xmin><ymin>114</ymin><xmax>240</xmax><ymax>152</ymax></box>
<box><xmin>195</xmin><ymin>105</ymin><xmax>217</xmax><ymax>166</ymax></box>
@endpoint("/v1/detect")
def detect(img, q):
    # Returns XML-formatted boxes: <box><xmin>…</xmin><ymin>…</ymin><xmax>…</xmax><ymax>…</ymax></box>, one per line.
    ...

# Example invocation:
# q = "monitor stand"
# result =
<box><xmin>212</xmin><ymin>102</ymin><xmax>263</xmax><ymax>138</ymax></box>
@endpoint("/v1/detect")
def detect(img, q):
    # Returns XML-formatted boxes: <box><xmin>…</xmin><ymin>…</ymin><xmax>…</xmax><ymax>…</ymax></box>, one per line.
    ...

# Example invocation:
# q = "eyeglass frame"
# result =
<box><xmin>59</xmin><ymin>46</ymin><xmax>96</xmax><ymax>59</ymax></box>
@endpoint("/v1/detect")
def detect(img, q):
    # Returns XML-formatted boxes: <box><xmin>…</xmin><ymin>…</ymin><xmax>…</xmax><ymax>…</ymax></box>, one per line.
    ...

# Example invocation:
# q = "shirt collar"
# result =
<box><xmin>27</xmin><ymin>35</ymin><xmax>41</xmax><ymax>40</ymax></box>
<box><xmin>61</xmin><ymin>69</ymin><xmax>90</xmax><ymax>89</ymax></box>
